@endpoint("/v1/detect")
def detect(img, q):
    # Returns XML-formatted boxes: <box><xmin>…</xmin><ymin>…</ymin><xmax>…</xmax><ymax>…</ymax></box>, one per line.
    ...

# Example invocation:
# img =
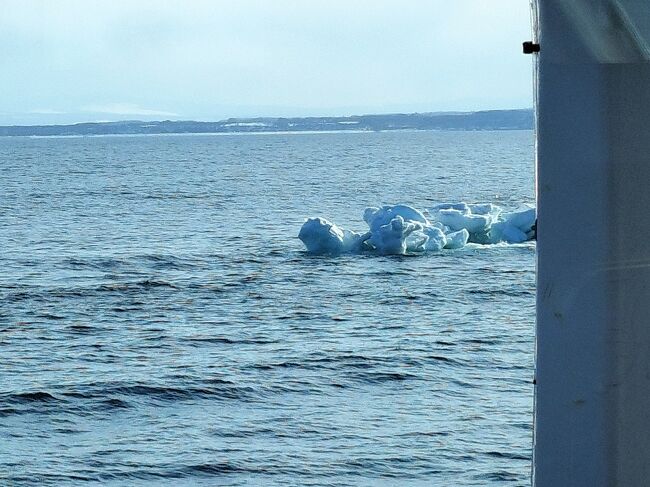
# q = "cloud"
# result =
<box><xmin>28</xmin><ymin>108</ymin><xmax>67</xmax><ymax>115</ymax></box>
<box><xmin>81</xmin><ymin>103</ymin><xmax>179</xmax><ymax>117</ymax></box>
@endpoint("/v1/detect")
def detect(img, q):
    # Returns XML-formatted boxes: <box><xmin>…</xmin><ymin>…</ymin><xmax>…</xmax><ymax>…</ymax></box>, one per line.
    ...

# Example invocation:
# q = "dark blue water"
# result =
<box><xmin>1</xmin><ymin>131</ymin><xmax>535</xmax><ymax>486</ymax></box>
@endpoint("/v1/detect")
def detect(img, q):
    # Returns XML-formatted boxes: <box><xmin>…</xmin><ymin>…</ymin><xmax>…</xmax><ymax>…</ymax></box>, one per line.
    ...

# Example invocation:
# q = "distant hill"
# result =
<box><xmin>0</xmin><ymin>109</ymin><xmax>533</xmax><ymax>136</ymax></box>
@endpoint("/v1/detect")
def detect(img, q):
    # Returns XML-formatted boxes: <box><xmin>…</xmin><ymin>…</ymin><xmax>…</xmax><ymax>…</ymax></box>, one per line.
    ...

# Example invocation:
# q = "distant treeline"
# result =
<box><xmin>0</xmin><ymin>109</ymin><xmax>533</xmax><ymax>136</ymax></box>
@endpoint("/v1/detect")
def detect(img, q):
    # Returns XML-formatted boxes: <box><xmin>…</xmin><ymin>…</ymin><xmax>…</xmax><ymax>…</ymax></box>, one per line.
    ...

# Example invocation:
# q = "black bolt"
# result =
<box><xmin>523</xmin><ymin>41</ymin><xmax>540</xmax><ymax>54</ymax></box>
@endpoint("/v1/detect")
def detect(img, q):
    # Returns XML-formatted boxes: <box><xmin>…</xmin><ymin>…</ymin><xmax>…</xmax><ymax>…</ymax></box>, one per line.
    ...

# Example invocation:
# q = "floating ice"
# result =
<box><xmin>488</xmin><ymin>207</ymin><xmax>537</xmax><ymax>244</ymax></box>
<box><xmin>298</xmin><ymin>217</ymin><xmax>369</xmax><ymax>254</ymax></box>
<box><xmin>422</xmin><ymin>226</ymin><xmax>447</xmax><ymax>251</ymax></box>
<box><xmin>368</xmin><ymin>215</ymin><xmax>423</xmax><ymax>255</ymax></box>
<box><xmin>444</xmin><ymin>229</ymin><xmax>470</xmax><ymax>249</ymax></box>
<box><xmin>364</xmin><ymin>204</ymin><xmax>429</xmax><ymax>232</ymax></box>
<box><xmin>437</xmin><ymin>209</ymin><xmax>492</xmax><ymax>234</ymax></box>
<box><xmin>299</xmin><ymin>203</ymin><xmax>535</xmax><ymax>255</ymax></box>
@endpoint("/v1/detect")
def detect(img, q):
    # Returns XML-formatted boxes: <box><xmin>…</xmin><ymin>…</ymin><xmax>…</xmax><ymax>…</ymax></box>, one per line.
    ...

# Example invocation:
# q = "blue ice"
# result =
<box><xmin>299</xmin><ymin>203</ymin><xmax>536</xmax><ymax>255</ymax></box>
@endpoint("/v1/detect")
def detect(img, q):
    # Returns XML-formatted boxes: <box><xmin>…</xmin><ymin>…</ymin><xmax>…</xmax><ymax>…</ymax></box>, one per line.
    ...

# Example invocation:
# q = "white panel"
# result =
<box><xmin>535</xmin><ymin>1</ymin><xmax>650</xmax><ymax>485</ymax></box>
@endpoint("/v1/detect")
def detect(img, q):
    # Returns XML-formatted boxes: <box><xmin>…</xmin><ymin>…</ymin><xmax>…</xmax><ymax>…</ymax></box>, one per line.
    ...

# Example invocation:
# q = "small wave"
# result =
<box><xmin>462</xmin><ymin>337</ymin><xmax>502</xmax><ymax>345</ymax></box>
<box><xmin>66</xmin><ymin>323</ymin><xmax>96</xmax><ymax>334</ymax></box>
<box><xmin>96</xmin><ymin>398</ymin><xmax>131</xmax><ymax>410</ymax></box>
<box><xmin>484</xmin><ymin>450</ymin><xmax>530</xmax><ymax>460</ymax></box>
<box><xmin>3</xmin><ymin>391</ymin><xmax>62</xmax><ymax>404</ymax></box>
<box><xmin>203</xmin><ymin>377</ymin><xmax>237</xmax><ymax>386</ymax></box>
<box><xmin>183</xmin><ymin>462</ymin><xmax>247</xmax><ymax>475</ymax></box>
<box><xmin>250</xmin><ymin>361</ymin><xmax>312</xmax><ymax>371</ymax></box>
<box><xmin>61</xmin><ymin>257</ymin><xmax>126</xmax><ymax>270</ymax></box>
<box><xmin>350</xmin><ymin>371</ymin><xmax>420</xmax><ymax>384</ymax></box>
<box><xmin>250</xmin><ymin>354</ymin><xmax>392</xmax><ymax>372</ymax></box>
<box><xmin>96</xmin><ymin>280</ymin><xmax>179</xmax><ymax>292</ymax></box>
<box><xmin>3</xmin><ymin>289</ymin><xmax>47</xmax><ymax>303</ymax></box>
<box><xmin>426</xmin><ymin>355</ymin><xmax>461</xmax><ymax>364</ymax></box>
<box><xmin>467</xmin><ymin>287</ymin><xmax>535</xmax><ymax>297</ymax></box>
<box><xmin>143</xmin><ymin>192</ymin><xmax>212</xmax><ymax>201</ymax></box>
<box><xmin>101</xmin><ymin>383</ymin><xmax>255</xmax><ymax>402</ymax></box>
<box><xmin>475</xmin><ymin>470</ymin><xmax>522</xmax><ymax>482</ymax></box>
<box><xmin>6</xmin><ymin>473</ymin><xmax>98</xmax><ymax>484</ymax></box>
<box><xmin>138</xmin><ymin>253</ymin><xmax>202</xmax><ymax>270</ymax></box>
<box><xmin>106</xmin><ymin>385</ymin><xmax>206</xmax><ymax>400</ymax></box>
<box><xmin>53</xmin><ymin>427</ymin><xmax>86</xmax><ymax>434</ymax></box>
<box><xmin>216</xmin><ymin>426</ymin><xmax>277</xmax><ymax>438</ymax></box>
<box><xmin>186</xmin><ymin>282</ymin><xmax>226</xmax><ymax>292</ymax></box>
<box><xmin>0</xmin><ymin>381</ymin><xmax>261</xmax><ymax>415</ymax></box>
<box><xmin>4</xmin><ymin>279</ymin><xmax>179</xmax><ymax>304</ymax></box>
<box><xmin>94</xmin><ymin>462</ymin><xmax>262</xmax><ymax>482</ymax></box>
<box><xmin>36</xmin><ymin>312</ymin><xmax>66</xmax><ymax>320</ymax></box>
<box><xmin>397</xmin><ymin>430</ymin><xmax>450</xmax><ymax>438</ymax></box>
<box><xmin>0</xmin><ymin>407</ymin><xmax>18</xmax><ymax>417</ymax></box>
<box><xmin>184</xmin><ymin>336</ymin><xmax>277</xmax><ymax>346</ymax></box>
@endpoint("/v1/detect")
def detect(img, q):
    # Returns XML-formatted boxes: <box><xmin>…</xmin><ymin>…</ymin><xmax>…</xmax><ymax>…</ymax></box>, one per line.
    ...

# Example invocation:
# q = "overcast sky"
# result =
<box><xmin>1</xmin><ymin>0</ymin><xmax>533</xmax><ymax>125</ymax></box>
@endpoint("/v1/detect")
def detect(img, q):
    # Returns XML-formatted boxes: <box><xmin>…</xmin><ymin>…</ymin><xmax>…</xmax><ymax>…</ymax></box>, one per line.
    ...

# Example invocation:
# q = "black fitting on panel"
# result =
<box><xmin>523</xmin><ymin>41</ymin><xmax>540</xmax><ymax>54</ymax></box>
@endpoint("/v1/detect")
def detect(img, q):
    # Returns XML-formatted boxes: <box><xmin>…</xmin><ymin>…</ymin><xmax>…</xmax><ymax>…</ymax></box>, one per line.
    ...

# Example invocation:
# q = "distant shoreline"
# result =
<box><xmin>0</xmin><ymin>109</ymin><xmax>533</xmax><ymax>137</ymax></box>
<box><xmin>5</xmin><ymin>128</ymin><xmax>535</xmax><ymax>140</ymax></box>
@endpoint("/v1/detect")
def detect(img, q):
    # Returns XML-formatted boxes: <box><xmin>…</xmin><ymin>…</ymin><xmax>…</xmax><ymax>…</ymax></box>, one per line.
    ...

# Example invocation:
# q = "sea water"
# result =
<box><xmin>0</xmin><ymin>130</ymin><xmax>535</xmax><ymax>486</ymax></box>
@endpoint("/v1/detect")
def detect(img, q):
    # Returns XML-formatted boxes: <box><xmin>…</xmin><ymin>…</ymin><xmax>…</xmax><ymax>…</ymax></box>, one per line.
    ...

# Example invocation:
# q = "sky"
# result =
<box><xmin>0</xmin><ymin>0</ymin><xmax>534</xmax><ymax>125</ymax></box>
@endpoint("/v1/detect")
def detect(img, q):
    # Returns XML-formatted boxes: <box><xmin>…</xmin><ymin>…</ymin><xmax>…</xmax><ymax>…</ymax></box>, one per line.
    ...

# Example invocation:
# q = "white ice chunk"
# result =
<box><xmin>300</xmin><ymin>202</ymin><xmax>535</xmax><ymax>255</ymax></box>
<box><xmin>468</xmin><ymin>203</ymin><xmax>500</xmax><ymax>217</ymax></box>
<box><xmin>501</xmin><ymin>224</ymin><xmax>528</xmax><ymax>243</ymax></box>
<box><xmin>342</xmin><ymin>229</ymin><xmax>371</xmax><ymax>253</ymax></box>
<box><xmin>423</xmin><ymin>226</ymin><xmax>447</xmax><ymax>251</ymax></box>
<box><xmin>444</xmin><ymin>229</ymin><xmax>470</xmax><ymax>249</ymax></box>
<box><xmin>502</xmin><ymin>207</ymin><xmax>536</xmax><ymax>232</ymax></box>
<box><xmin>405</xmin><ymin>231</ymin><xmax>429</xmax><ymax>253</ymax></box>
<box><xmin>485</xmin><ymin>206</ymin><xmax>536</xmax><ymax>244</ymax></box>
<box><xmin>437</xmin><ymin>209</ymin><xmax>491</xmax><ymax>234</ymax></box>
<box><xmin>364</xmin><ymin>204</ymin><xmax>429</xmax><ymax>232</ymax></box>
<box><xmin>367</xmin><ymin>216</ymin><xmax>423</xmax><ymax>255</ymax></box>
<box><xmin>363</xmin><ymin>207</ymin><xmax>380</xmax><ymax>226</ymax></box>
<box><xmin>298</xmin><ymin>217</ymin><xmax>365</xmax><ymax>254</ymax></box>
<box><xmin>488</xmin><ymin>221</ymin><xmax>529</xmax><ymax>244</ymax></box>
<box><xmin>431</xmin><ymin>202</ymin><xmax>470</xmax><ymax>212</ymax></box>
<box><xmin>430</xmin><ymin>221</ymin><xmax>448</xmax><ymax>232</ymax></box>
